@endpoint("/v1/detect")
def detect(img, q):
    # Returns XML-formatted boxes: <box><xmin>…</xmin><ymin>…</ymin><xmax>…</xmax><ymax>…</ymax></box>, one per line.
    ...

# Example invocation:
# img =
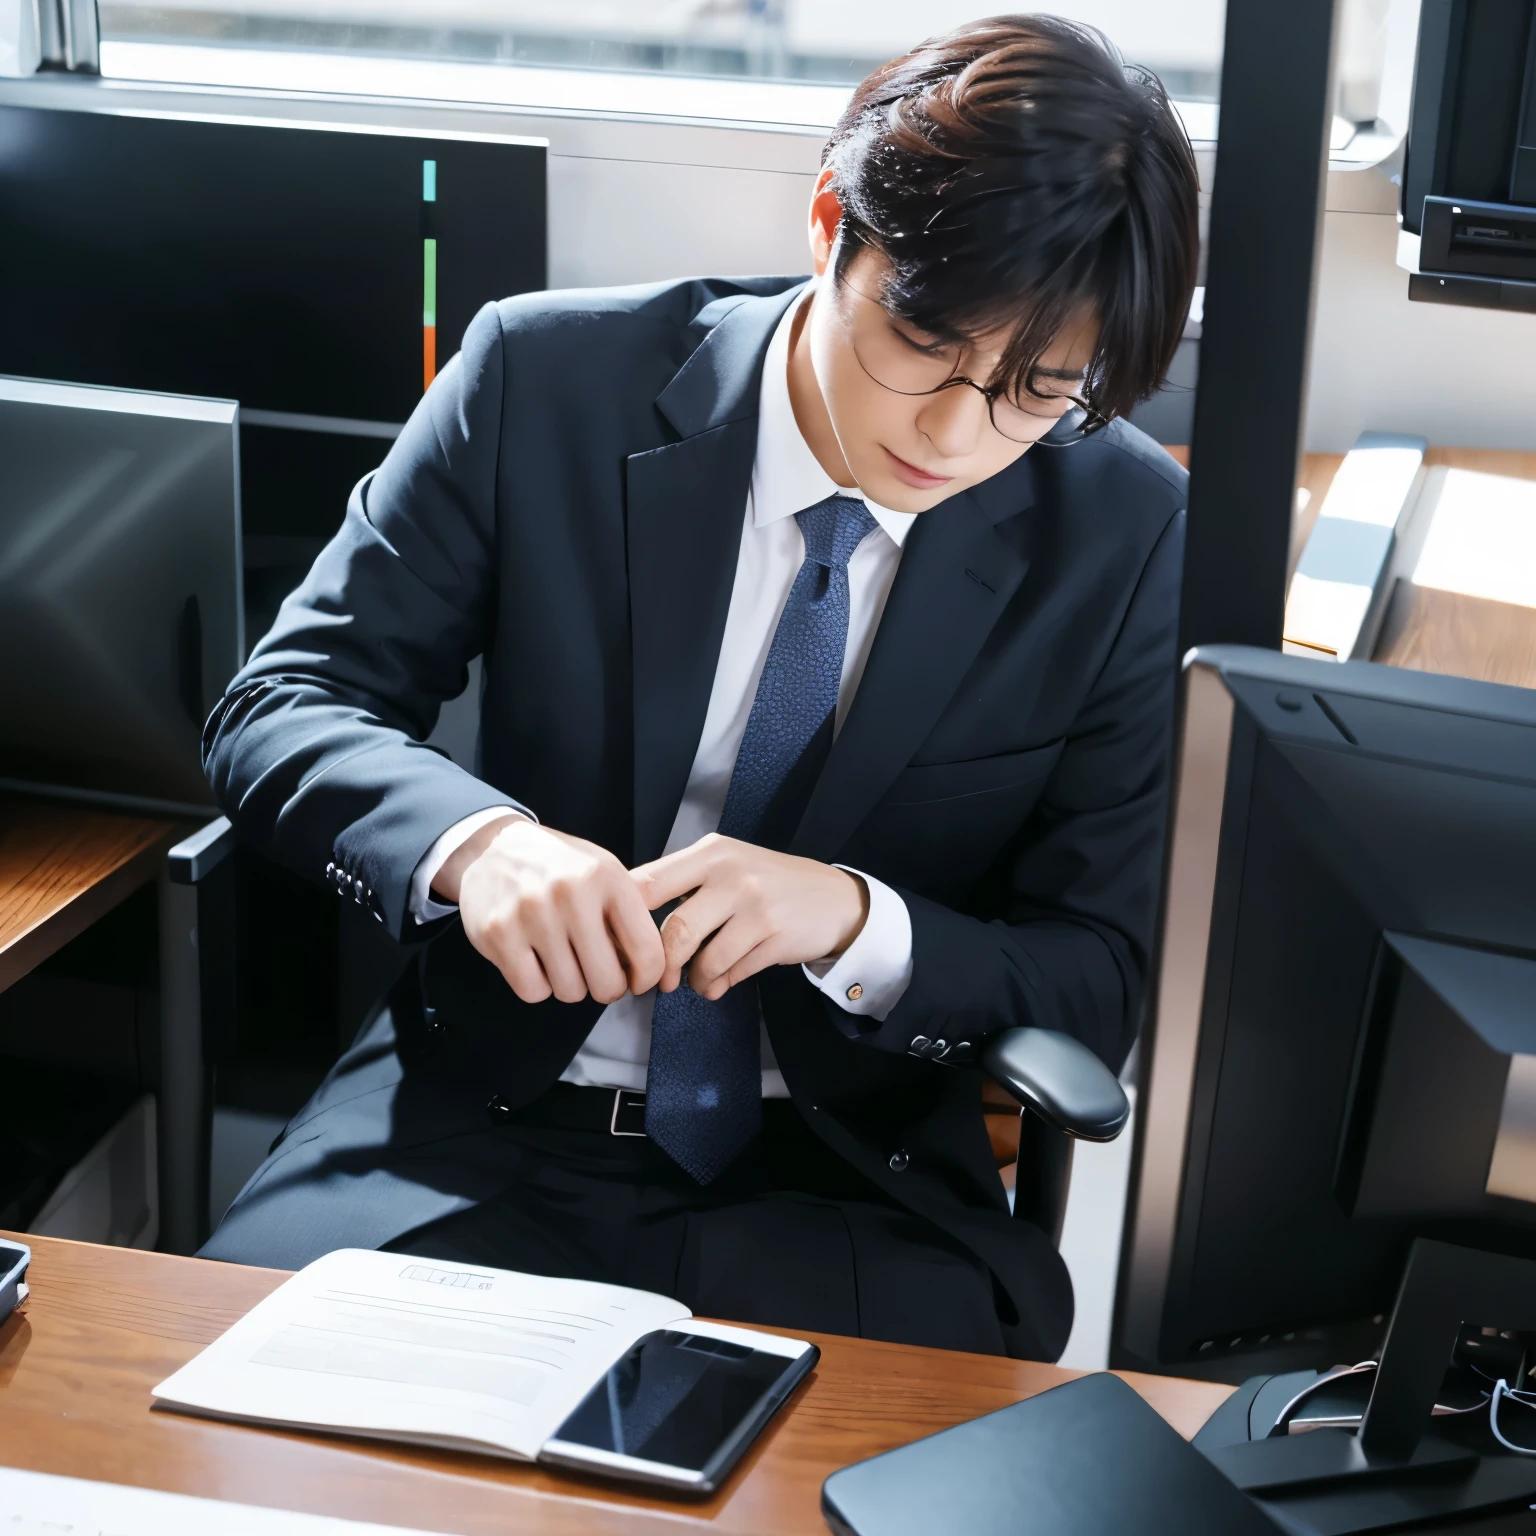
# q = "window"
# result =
<box><xmin>97</xmin><ymin>0</ymin><xmax>1424</xmax><ymax>144</ymax></box>
<box><xmin>99</xmin><ymin>0</ymin><xmax>1226</xmax><ymax>102</ymax></box>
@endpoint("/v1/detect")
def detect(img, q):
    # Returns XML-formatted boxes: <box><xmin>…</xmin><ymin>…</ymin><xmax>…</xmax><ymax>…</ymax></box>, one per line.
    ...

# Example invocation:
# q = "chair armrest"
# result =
<box><xmin>166</xmin><ymin>816</ymin><xmax>234</xmax><ymax>885</ymax></box>
<box><xmin>981</xmin><ymin>1027</ymin><xmax>1130</xmax><ymax>1142</ymax></box>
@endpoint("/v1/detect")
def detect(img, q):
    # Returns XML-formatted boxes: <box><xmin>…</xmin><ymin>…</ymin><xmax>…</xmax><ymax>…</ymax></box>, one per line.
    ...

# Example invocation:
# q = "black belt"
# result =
<box><xmin>497</xmin><ymin>1083</ymin><xmax>805</xmax><ymax>1140</ymax></box>
<box><xmin>488</xmin><ymin>1083</ymin><xmax>650</xmax><ymax>1136</ymax></box>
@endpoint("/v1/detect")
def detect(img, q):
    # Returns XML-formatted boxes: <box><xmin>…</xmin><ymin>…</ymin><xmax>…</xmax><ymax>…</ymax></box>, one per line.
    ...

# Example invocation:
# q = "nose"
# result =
<box><xmin>914</xmin><ymin>382</ymin><xmax>989</xmax><ymax>460</ymax></box>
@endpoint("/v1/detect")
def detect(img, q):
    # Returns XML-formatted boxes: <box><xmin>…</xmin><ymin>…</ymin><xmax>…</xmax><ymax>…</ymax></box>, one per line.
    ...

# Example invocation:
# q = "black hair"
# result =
<box><xmin>823</xmin><ymin>14</ymin><xmax>1200</xmax><ymax>427</ymax></box>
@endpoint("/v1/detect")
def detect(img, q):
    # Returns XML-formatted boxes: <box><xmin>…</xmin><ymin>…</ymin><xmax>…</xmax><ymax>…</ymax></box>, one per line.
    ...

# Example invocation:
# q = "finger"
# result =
<box><xmin>566</xmin><ymin>905</ymin><xmax>629</xmax><ymax>1006</ymax></box>
<box><xmin>709</xmin><ymin>937</ymin><xmax>781</xmax><ymax>997</ymax></box>
<box><xmin>606</xmin><ymin>880</ymin><xmax>667</xmax><ymax>995</ymax></box>
<box><xmin>631</xmin><ymin>842</ymin><xmax>715</xmax><ymax>909</ymax></box>
<box><xmin>659</xmin><ymin>885</ymin><xmax>736</xmax><ymax>991</ymax></box>
<box><xmin>464</xmin><ymin>910</ymin><xmax>549</xmax><ymax>1004</ymax></box>
<box><xmin>473</xmin><ymin>912</ymin><xmax>553</xmax><ymax>1003</ymax></box>
<box><xmin>501</xmin><ymin>946</ymin><xmax>554</xmax><ymax>1005</ymax></box>
<box><xmin>527</xmin><ymin>926</ymin><xmax>588</xmax><ymax>1005</ymax></box>
<box><xmin>689</xmin><ymin>915</ymin><xmax>764</xmax><ymax>999</ymax></box>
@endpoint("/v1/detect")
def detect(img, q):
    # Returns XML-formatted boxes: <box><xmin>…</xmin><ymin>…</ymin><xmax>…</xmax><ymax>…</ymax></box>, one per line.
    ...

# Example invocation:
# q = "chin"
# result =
<box><xmin>860</xmin><ymin>469</ymin><xmax>963</xmax><ymax>515</ymax></box>
<box><xmin>849</xmin><ymin>444</ymin><xmax>976</xmax><ymax>513</ymax></box>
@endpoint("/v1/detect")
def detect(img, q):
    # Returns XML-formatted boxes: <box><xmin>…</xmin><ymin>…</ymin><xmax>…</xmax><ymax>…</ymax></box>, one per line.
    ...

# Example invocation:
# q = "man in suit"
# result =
<box><xmin>201</xmin><ymin>15</ymin><xmax>1199</xmax><ymax>1362</ymax></box>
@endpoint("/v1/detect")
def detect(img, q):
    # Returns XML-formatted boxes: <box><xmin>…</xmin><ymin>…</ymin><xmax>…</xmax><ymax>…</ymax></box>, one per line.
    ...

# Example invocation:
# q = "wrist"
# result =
<box><xmin>827</xmin><ymin>868</ymin><xmax>871</xmax><ymax>960</ymax></box>
<box><xmin>431</xmin><ymin>811</ymin><xmax>527</xmax><ymax>905</ymax></box>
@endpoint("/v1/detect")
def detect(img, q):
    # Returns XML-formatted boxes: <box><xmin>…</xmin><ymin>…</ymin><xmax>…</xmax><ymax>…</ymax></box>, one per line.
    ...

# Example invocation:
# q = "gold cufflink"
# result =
<box><xmin>846</xmin><ymin>983</ymin><xmax>863</xmax><ymax>1001</ymax></box>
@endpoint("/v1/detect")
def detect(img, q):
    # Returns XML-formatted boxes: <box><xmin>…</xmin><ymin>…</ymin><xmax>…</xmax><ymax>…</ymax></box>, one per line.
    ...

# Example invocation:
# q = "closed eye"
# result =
<box><xmin>889</xmin><ymin>320</ymin><xmax>951</xmax><ymax>358</ymax></box>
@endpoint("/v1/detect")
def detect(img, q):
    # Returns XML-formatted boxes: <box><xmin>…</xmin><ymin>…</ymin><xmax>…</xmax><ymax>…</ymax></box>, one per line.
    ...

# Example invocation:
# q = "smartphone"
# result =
<box><xmin>540</xmin><ymin>1322</ymin><xmax>818</xmax><ymax>1495</ymax></box>
<box><xmin>0</xmin><ymin>1240</ymin><xmax>29</xmax><ymax>1326</ymax></box>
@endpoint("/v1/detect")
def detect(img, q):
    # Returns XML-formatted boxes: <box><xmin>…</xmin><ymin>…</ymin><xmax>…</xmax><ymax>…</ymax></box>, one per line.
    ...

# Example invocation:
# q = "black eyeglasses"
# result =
<box><xmin>836</xmin><ymin>276</ymin><xmax>1104</xmax><ymax>445</ymax></box>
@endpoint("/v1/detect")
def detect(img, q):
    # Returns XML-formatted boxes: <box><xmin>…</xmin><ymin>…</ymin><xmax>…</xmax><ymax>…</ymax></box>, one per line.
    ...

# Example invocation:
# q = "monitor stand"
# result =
<box><xmin>1192</xmin><ymin>1239</ymin><xmax>1536</xmax><ymax>1534</ymax></box>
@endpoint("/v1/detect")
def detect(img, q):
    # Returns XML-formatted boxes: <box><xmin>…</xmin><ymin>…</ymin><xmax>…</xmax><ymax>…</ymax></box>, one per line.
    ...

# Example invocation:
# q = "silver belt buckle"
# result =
<box><xmin>610</xmin><ymin>1089</ymin><xmax>648</xmax><ymax>1137</ymax></box>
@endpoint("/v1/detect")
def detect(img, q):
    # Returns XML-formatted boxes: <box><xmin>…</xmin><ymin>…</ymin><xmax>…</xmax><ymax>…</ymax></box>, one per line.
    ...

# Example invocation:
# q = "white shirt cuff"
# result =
<box><xmin>408</xmin><ymin>806</ymin><xmax>529</xmax><ymax>924</ymax></box>
<box><xmin>802</xmin><ymin>867</ymin><xmax>913</xmax><ymax>1021</ymax></box>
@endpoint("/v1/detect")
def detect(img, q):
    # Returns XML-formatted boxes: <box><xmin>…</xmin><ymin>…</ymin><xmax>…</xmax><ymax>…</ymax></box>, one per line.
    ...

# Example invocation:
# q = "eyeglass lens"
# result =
<box><xmin>839</xmin><ymin>278</ymin><xmax>1085</xmax><ymax>444</ymax></box>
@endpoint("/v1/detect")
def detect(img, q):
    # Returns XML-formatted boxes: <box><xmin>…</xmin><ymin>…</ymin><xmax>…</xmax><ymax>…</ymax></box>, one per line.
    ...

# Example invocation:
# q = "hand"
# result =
<box><xmin>631</xmin><ymin>834</ymin><xmax>870</xmax><ymax>1001</ymax></box>
<box><xmin>435</xmin><ymin>816</ymin><xmax>665</xmax><ymax>1006</ymax></box>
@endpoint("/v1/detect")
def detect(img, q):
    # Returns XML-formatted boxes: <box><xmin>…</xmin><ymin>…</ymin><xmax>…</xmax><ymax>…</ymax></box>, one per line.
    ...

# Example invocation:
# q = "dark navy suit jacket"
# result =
<box><xmin>203</xmin><ymin>276</ymin><xmax>1187</xmax><ymax>1359</ymax></box>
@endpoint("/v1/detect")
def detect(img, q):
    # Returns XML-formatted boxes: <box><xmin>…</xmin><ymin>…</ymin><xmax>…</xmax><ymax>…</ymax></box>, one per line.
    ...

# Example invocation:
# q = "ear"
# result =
<box><xmin>807</xmin><ymin>166</ymin><xmax>842</xmax><ymax>278</ymax></box>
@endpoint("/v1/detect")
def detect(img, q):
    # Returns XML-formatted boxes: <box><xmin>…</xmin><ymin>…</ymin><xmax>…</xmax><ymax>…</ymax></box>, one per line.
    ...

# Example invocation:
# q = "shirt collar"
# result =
<box><xmin>751</xmin><ymin>284</ymin><xmax>918</xmax><ymax>550</ymax></box>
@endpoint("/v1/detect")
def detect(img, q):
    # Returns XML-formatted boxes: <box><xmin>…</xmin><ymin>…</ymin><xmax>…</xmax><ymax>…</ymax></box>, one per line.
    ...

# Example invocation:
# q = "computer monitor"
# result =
<box><xmin>1113</xmin><ymin>645</ymin><xmax>1536</xmax><ymax>1384</ymax></box>
<box><xmin>1402</xmin><ymin>0</ymin><xmax>1536</xmax><ymax>308</ymax></box>
<box><xmin>0</xmin><ymin>105</ymin><xmax>546</xmax><ymax>425</ymax></box>
<box><xmin>0</xmin><ymin>376</ymin><xmax>243</xmax><ymax>812</ymax></box>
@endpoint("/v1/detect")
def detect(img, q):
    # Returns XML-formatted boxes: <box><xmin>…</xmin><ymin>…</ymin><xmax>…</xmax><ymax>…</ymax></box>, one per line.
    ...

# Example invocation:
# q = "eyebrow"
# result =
<box><xmin>890</xmin><ymin>311</ymin><xmax>1088</xmax><ymax>382</ymax></box>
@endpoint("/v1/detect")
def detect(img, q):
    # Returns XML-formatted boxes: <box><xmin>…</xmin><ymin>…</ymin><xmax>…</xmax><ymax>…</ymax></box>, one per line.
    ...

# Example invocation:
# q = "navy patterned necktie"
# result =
<box><xmin>645</xmin><ymin>493</ymin><xmax>879</xmax><ymax>1182</ymax></box>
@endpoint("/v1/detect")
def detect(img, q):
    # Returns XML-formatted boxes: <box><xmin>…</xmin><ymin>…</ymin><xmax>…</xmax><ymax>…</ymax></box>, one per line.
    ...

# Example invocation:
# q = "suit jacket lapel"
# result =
<box><xmin>790</xmin><ymin>472</ymin><xmax>1033</xmax><ymax>863</ymax></box>
<box><xmin>627</xmin><ymin>283</ymin><xmax>806</xmax><ymax>864</ymax></box>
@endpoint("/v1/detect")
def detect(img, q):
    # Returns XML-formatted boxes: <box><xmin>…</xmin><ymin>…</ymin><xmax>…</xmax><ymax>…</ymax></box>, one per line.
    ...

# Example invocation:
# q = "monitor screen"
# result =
<box><xmin>0</xmin><ymin>105</ymin><xmax>546</xmax><ymax>427</ymax></box>
<box><xmin>0</xmin><ymin>377</ymin><xmax>241</xmax><ymax>808</ymax></box>
<box><xmin>1403</xmin><ymin>0</ymin><xmax>1536</xmax><ymax>232</ymax></box>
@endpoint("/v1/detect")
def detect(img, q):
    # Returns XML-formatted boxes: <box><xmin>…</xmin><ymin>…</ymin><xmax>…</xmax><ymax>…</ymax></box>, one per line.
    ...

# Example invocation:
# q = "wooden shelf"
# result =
<box><xmin>0</xmin><ymin>796</ymin><xmax>177</xmax><ymax>994</ymax></box>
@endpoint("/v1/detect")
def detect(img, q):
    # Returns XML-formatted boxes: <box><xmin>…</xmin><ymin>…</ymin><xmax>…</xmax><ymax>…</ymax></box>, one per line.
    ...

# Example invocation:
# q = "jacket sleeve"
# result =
<box><xmin>203</xmin><ymin>303</ymin><xmax>529</xmax><ymax>941</ymax></box>
<box><xmin>844</xmin><ymin>508</ymin><xmax>1186</xmax><ymax>1071</ymax></box>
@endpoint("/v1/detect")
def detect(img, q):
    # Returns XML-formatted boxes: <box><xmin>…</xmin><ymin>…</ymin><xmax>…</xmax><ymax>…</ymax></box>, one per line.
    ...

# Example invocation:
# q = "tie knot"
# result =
<box><xmin>795</xmin><ymin>494</ymin><xmax>878</xmax><ymax>571</ymax></box>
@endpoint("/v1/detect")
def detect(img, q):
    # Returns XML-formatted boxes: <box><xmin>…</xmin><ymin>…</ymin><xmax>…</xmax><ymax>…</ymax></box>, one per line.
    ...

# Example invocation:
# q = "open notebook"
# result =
<box><xmin>152</xmin><ymin>1248</ymin><xmax>812</xmax><ymax>1475</ymax></box>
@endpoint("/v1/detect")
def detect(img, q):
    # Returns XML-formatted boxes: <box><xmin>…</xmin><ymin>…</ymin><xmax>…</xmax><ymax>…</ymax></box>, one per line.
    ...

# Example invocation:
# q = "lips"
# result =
<box><xmin>883</xmin><ymin>446</ymin><xmax>952</xmax><ymax>490</ymax></box>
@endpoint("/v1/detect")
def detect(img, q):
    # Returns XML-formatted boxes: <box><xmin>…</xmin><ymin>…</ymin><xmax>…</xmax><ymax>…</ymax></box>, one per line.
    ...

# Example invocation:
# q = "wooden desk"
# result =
<box><xmin>1167</xmin><ymin>445</ymin><xmax>1536</xmax><ymax>689</ymax></box>
<box><xmin>1372</xmin><ymin>450</ymin><xmax>1536</xmax><ymax>689</ymax></box>
<box><xmin>0</xmin><ymin>1234</ymin><xmax>1232</xmax><ymax>1534</ymax></box>
<box><xmin>1374</xmin><ymin>585</ymin><xmax>1536</xmax><ymax>690</ymax></box>
<box><xmin>0</xmin><ymin>793</ymin><xmax>176</xmax><ymax>994</ymax></box>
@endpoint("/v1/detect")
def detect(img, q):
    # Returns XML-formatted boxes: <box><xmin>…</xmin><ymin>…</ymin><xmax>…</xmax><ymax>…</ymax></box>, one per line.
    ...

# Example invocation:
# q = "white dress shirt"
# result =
<box><xmin>408</xmin><ymin>286</ymin><xmax>917</xmax><ymax>1096</ymax></box>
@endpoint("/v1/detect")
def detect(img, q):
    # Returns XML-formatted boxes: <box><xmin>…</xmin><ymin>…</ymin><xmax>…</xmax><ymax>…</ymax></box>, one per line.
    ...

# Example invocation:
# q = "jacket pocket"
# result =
<box><xmin>882</xmin><ymin>740</ymin><xmax>1066</xmax><ymax>807</ymax></box>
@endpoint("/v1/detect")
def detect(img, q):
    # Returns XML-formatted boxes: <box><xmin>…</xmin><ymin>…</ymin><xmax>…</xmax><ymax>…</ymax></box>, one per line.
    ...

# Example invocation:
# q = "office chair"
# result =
<box><xmin>160</xmin><ymin>816</ymin><xmax>385</xmax><ymax>1253</ymax></box>
<box><xmin>982</xmin><ymin>1028</ymin><xmax>1131</xmax><ymax>1247</ymax></box>
<box><xmin>159</xmin><ymin>816</ymin><xmax>238</xmax><ymax>1255</ymax></box>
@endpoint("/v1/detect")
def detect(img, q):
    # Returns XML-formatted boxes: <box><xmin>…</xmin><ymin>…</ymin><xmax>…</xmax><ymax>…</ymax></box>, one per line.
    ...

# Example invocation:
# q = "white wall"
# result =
<box><xmin>548</xmin><ymin>138</ymin><xmax>813</xmax><ymax>288</ymax></box>
<box><xmin>1307</xmin><ymin>190</ymin><xmax>1536</xmax><ymax>453</ymax></box>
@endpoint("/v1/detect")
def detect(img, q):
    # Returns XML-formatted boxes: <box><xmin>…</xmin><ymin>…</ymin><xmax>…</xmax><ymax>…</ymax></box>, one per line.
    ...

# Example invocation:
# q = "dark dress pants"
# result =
<box><xmin>382</xmin><ymin>1097</ymin><xmax>1009</xmax><ymax>1357</ymax></box>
